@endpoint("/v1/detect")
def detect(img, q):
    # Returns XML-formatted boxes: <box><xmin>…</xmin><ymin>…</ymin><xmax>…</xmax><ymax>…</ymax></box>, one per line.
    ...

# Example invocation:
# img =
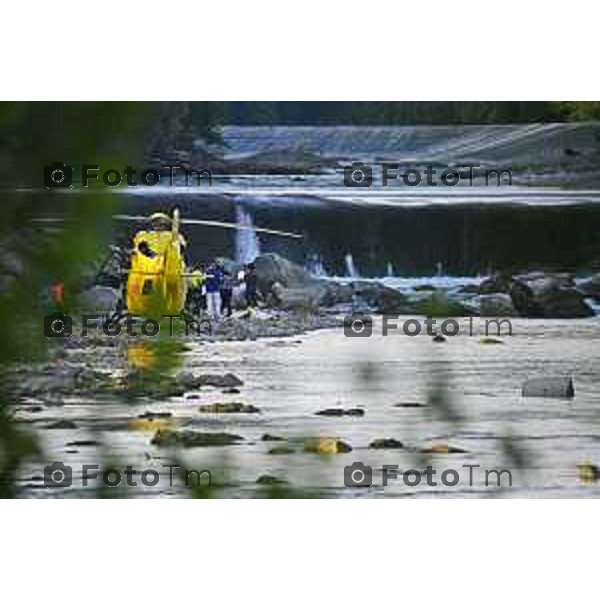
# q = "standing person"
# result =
<box><xmin>205</xmin><ymin>261</ymin><xmax>223</xmax><ymax>320</ymax></box>
<box><xmin>244</xmin><ymin>262</ymin><xmax>258</xmax><ymax>308</ymax></box>
<box><xmin>187</xmin><ymin>264</ymin><xmax>206</xmax><ymax>315</ymax></box>
<box><xmin>220</xmin><ymin>269</ymin><xmax>234</xmax><ymax>318</ymax></box>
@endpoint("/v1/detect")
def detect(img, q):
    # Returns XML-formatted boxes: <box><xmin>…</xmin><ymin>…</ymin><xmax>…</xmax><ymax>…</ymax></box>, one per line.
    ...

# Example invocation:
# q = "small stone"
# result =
<box><xmin>303</xmin><ymin>437</ymin><xmax>352</xmax><ymax>454</ymax></box>
<box><xmin>480</xmin><ymin>336</ymin><xmax>504</xmax><ymax>345</ymax></box>
<box><xmin>422</xmin><ymin>442</ymin><xmax>467</xmax><ymax>454</ymax></box>
<box><xmin>221</xmin><ymin>388</ymin><xmax>241</xmax><ymax>394</ymax></box>
<box><xmin>261</xmin><ymin>433</ymin><xmax>285</xmax><ymax>442</ymax></box>
<box><xmin>151</xmin><ymin>429</ymin><xmax>244</xmax><ymax>447</ymax></box>
<box><xmin>577</xmin><ymin>462</ymin><xmax>599</xmax><ymax>483</ymax></box>
<box><xmin>256</xmin><ymin>474</ymin><xmax>288</xmax><ymax>486</ymax></box>
<box><xmin>393</xmin><ymin>402</ymin><xmax>426</xmax><ymax>408</ymax></box>
<box><xmin>268</xmin><ymin>445</ymin><xmax>295</xmax><ymax>455</ymax></box>
<box><xmin>315</xmin><ymin>408</ymin><xmax>364</xmax><ymax>417</ymax></box>
<box><xmin>432</xmin><ymin>334</ymin><xmax>446</xmax><ymax>343</ymax></box>
<box><xmin>369</xmin><ymin>438</ymin><xmax>404</xmax><ymax>449</ymax></box>
<box><xmin>65</xmin><ymin>440</ymin><xmax>100</xmax><ymax>447</ymax></box>
<box><xmin>137</xmin><ymin>411</ymin><xmax>173</xmax><ymax>419</ymax></box>
<box><xmin>198</xmin><ymin>402</ymin><xmax>260</xmax><ymax>414</ymax></box>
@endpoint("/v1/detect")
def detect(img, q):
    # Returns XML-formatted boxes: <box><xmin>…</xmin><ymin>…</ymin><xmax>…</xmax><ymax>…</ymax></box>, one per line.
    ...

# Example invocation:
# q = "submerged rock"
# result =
<box><xmin>268</xmin><ymin>445</ymin><xmax>295</xmax><ymax>455</ymax></box>
<box><xmin>261</xmin><ymin>433</ymin><xmax>285</xmax><ymax>441</ymax></box>
<box><xmin>151</xmin><ymin>429</ymin><xmax>244</xmax><ymax>447</ymax></box>
<box><xmin>256</xmin><ymin>474</ymin><xmax>288</xmax><ymax>486</ymax></box>
<box><xmin>315</xmin><ymin>407</ymin><xmax>364</xmax><ymax>417</ymax></box>
<box><xmin>198</xmin><ymin>402</ymin><xmax>260</xmax><ymax>414</ymax></box>
<box><xmin>44</xmin><ymin>419</ymin><xmax>78</xmax><ymax>429</ymax></box>
<box><xmin>369</xmin><ymin>438</ymin><xmax>404</xmax><ymax>449</ymax></box>
<box><xmin>176</xmin><ymin>372</ymin><xmax>244</xmax><ymax>389</ymax></box>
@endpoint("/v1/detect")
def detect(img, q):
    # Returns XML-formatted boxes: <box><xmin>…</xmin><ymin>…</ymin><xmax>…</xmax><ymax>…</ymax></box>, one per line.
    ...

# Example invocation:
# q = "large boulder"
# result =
<box><xmin>255</xmin><ymin>253</ymin><xmax>327</xmax><ymax>311</ymax></box>
<box><xmin>478</xmin><ymin>293</ymin><xmax>518</xmax><ymax>317</ymax></box>
<box><xmin>508</xmin><ymin>280</ymin><xmax>543</xmax><ymax>317</ymax></box>
<box><xmin>479</xmin><ymin>274</ymin><xmax>515</xmax><ymax>295</ymax></box>
<box><xmin>534</xmin><ymin>286</ymin><xmax>594</xmax><ymax>318</ymax></box>
<box><xmin>255</xmin><ymin>253</ymin><xmax>316</xmax><ymax>293</ymax></box>
<box><xmin>349</xmin><ymin>281</ymin><xmax>412</xmax><ymax>314</ymax></box>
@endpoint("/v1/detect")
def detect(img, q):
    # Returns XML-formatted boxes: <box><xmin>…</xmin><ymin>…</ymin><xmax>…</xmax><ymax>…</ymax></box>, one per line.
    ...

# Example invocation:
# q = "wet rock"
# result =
<box><xmin>256</xmin><ymin>474</ymin><xmax>288</xmax><ymax>486</ymax></box>
<box><xmin>393</xmin><ymin>402</ymin><xmax>426</xmax><ymax>408</ymax></box>
<box><xmin>137</xmin><ymin>411</ymin><xmax>173</xmax><ymax>419</ymax></box>
<box><xmin>479</xmin><ymin>274</ymin><xmax>515</xmax><ymax>295</ymax></box>
<box><xmin>522</xmin><ymin>376</ymin><xmax>574</xmax><ymax>398</ymax></box>
<box><xmin>261</xmin><ymin>433</ymin><xmax>285</xmax><ymax>441</ymax></box>
<box><xmin>151</xmin><ymin>429</ymin><xmax>244</xmax><ymax>447</ymax></box>
<box><xmin>534</xmin><ymin>286</ymin><xmax>594</xmax><ymax>318</ymax></box>
<box><xmin>176</xmin><ymin>372</ymin><xmax>244</xmax><ymax>390</ymax></box>
<box><xmin>44</xmin><ymin>419</ymin><xmax>78</xmax><ymax>430</ymax></box>
<box><xmin>432</xmin><ymin>333</ymin><xmax>446</xmax><ymax>343</ymax></box>
<box><xmin>315</xmin><ymin>408</ymin><xmax>364</xmax><ymax>417</ymax></box>
<box><xmin>478</xmin><ymin>293</ymin><xmax>518</xmax><ymax>317</ymax></box>
<box><xmin>303</xmin><ymin>437</ymin><xmax>352</xmax><ymax>454</ymax></box>
<box><xmin>268</xmin><ymin>445</ymin><xmax>295</xmax><ymax>455</ymax></box>
<box><xmin>369</xmin><ymin>438</ymin><xmax>404</xmax><ymax>449</ymax></box>
<box><xmin>422</xmin><ymin>443</ymin><xmax>467</xmax><ymax>454</ymax></box>
<box><xmin>509</xmin><ymin>280</ymin><xmax>542</xmax><ymax>317</ymax></box>
<box><xmin>479</xmin><ymin>336</ymin><xmax>504</xmax><ymax>344</ymax></box>
<box><xmin>577</xmin><ymin>461</ymin><xmax>599</xmax><ymax>483</ymax></box>
<box><xmin>349</xmin><ymin>281</ymin><xmax>412</xmax><ymax>314</ymax></box>
<box><xmin>221</xmin><ymin>388</ymin><xmax>241</xmax><ymax>394</ymax></box>
<box><xmin>198</xmin><ymin>402</ymin><xmax>260</xmax><ymax>414</ymax></box>
<box><xmin>65</xmin><ymin>440</ymin><xmax>100</xmax><ymax>447</ymax></box>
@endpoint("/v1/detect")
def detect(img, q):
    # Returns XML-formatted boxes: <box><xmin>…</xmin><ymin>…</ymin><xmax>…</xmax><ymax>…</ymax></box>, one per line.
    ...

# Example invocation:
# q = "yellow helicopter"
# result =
<box><xmin>109</xmin><ymin>208</ymin><xmax>302</xmax><ymax>318</ymax></box>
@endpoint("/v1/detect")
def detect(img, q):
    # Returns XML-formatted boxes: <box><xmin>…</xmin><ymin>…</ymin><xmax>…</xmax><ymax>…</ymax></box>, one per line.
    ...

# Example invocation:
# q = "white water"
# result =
<box><xmin>345</xmin><ymin>253</ymin><xmax>360</xmax><ymax>278</ymax></box>
<box><xmin>235</xmin><ymin>204</ymin><xmax>260</xmax><ymax>264</ymax></box>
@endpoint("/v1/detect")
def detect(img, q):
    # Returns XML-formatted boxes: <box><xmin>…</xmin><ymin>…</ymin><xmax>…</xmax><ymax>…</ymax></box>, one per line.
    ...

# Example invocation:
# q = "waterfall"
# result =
<box><xmin>307</xmin><ymin>254</ymin><xmax>328</xmax><ymax>277</ymax></box>
<box><xmin>344</xmin><ymin>253</ymin><xmax>360</xmax><ymax>278</ymax></box>
<box><xmin>386</xmin><ymin>262</ymin><xmax>394</xmax><ymax>277</ymax></box>
<box><xmin>235</xmin><ymin>205</ymin><xmax>260</xmax><ymax>264</ymax></box>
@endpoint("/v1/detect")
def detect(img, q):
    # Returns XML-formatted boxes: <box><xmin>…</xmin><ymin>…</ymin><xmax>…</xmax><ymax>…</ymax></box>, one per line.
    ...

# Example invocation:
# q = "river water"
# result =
<box><xmin>20</xmin><ymin>316</ymin><xmax>600</xmax><ymax>498</ymax></box>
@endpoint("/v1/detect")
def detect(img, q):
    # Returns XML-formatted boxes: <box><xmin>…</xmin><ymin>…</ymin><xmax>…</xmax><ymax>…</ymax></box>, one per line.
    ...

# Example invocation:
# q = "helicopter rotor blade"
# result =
<box><xmin>113</xmin><ymin>214</ymin><xmax>303</xmax><ymax>239</ymax></box>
